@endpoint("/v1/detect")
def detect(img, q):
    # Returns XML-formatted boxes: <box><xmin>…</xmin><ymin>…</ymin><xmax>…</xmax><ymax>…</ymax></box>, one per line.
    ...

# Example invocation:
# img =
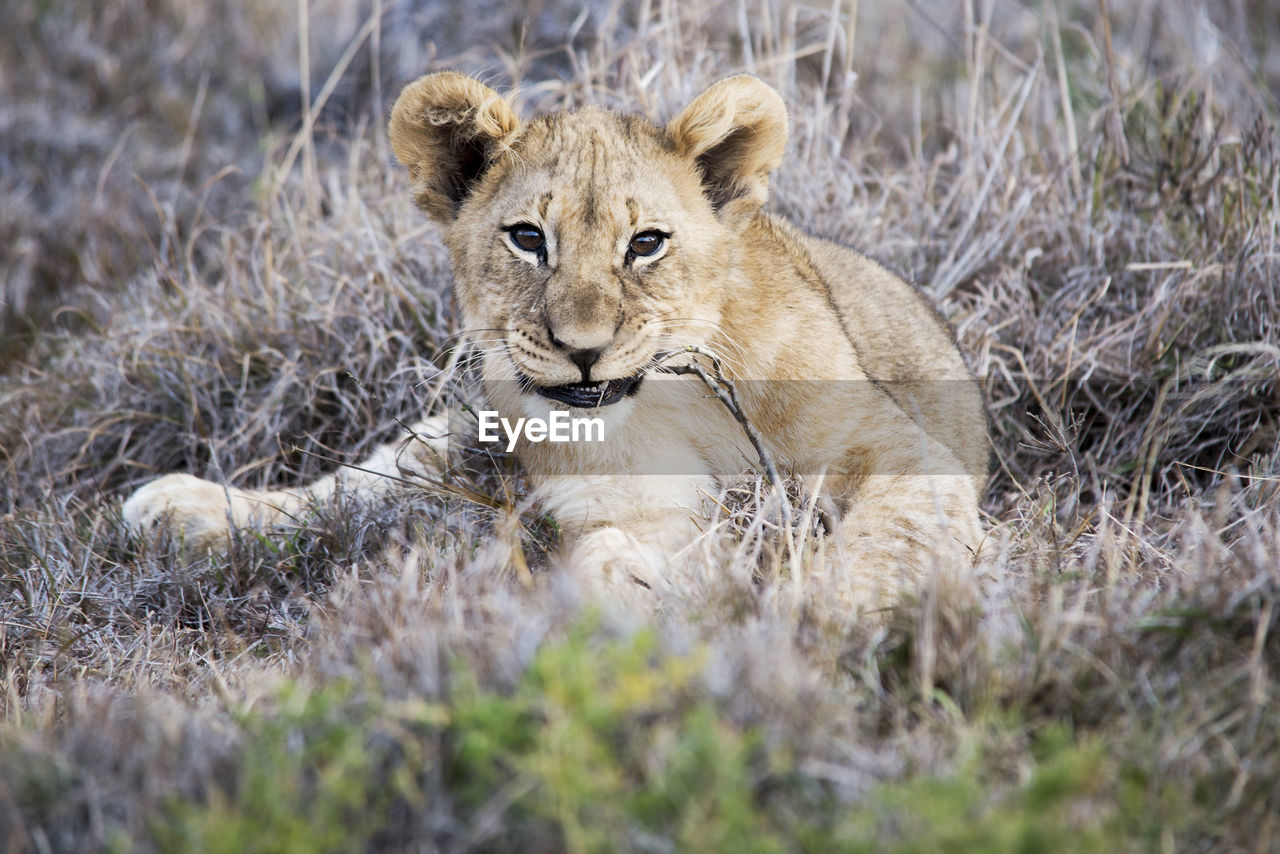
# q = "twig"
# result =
<box><xmin>651</xmin><ymin>346</ymin><xmax>795</xmax><ymax>543</ymax></box>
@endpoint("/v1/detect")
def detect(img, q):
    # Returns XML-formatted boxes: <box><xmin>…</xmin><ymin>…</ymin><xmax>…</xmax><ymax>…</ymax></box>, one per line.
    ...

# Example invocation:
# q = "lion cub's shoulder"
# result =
<box><xmin>735</xmin><ymin>213</ymin><xmax>990</xmax><ymax>481</ymax></box>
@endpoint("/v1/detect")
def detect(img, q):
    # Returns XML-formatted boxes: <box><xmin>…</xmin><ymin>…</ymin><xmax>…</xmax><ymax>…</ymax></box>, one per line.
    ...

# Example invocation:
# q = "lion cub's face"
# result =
<box><xmin>448</xmin><ymin>110</ymin><xmax>729</xmax><ymax>408</ymax></box>
<box><xmin>389</xmin><ymin>73</ymin><xmax>788</xmax><ymax>412</ymax></box>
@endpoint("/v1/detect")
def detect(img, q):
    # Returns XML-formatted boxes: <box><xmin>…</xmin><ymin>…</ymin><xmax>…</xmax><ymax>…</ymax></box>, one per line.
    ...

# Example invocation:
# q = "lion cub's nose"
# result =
<box><xmin>546</xmin><ymin>326</ymin><xmax>607</xmax><ymax>381</ymax></box>
<box><xmin>547</xmin><ymin>322</ymin><xmax>612</xmax><ymax>381</ymax></box>
<box><xmin>566</xmin><ymin>346</ymin><xmax>604</xmax><ymax>379</ymax></box>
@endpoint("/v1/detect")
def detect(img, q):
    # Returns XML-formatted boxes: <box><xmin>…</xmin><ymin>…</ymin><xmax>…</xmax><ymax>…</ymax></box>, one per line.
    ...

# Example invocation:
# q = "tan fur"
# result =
<box><xmin>123</xmin><ymin>73</ymin><xmax>990</xmax><ymax>613</ymax></box>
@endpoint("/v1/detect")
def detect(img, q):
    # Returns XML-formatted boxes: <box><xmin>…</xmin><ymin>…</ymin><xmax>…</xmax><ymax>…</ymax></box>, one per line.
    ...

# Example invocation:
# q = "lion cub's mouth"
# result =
<box><xmin>528</xmin><ymin>373</ymin><xmax>645</xmax><ymax>408</ymax></box>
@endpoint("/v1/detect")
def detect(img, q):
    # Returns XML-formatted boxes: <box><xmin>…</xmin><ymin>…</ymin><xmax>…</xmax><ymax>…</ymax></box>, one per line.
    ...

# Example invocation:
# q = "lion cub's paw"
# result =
<box><xmin>566</xmin><ymin>527</ymin><xmax>675</xmax><ymax>607</ymax></box>
<box><xmin>122</xmin><ymin>474</ymin><xmax>260</xmax><ymax>549</ymax></box>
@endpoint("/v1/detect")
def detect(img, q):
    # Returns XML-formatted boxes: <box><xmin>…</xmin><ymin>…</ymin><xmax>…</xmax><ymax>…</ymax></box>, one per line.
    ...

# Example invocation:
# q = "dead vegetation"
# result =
<box><xmin>2</xmin><ymin>0</ymin><xmax>1278</xmax><ymax>851</ymax></box>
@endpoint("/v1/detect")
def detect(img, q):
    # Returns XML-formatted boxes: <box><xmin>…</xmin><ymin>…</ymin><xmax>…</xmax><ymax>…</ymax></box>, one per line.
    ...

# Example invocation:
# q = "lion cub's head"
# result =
<box><xmin>389</xmin><ymin>72</ymin><xmax>787</xmax><ymax>412</ymax></box>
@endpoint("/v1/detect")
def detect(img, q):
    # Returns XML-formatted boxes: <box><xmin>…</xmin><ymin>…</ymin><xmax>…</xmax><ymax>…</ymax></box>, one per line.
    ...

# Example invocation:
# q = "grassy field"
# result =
<box><xmin>2</xmin><ymin>0</ymin><xmax>1279</xmax><ymax>850</ymax></box>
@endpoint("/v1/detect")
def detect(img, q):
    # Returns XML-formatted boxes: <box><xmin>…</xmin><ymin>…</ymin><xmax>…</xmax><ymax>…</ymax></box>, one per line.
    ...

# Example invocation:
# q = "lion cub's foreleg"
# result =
<box><xmin>831</xmin><ymin>473</ymin><xmax>984</xmax><ymax>608</ymax></box>
<box><xmin>824</xmin><ymin>426</ymin><xmax>985</xmax><ymax>612</ymax></box>
<box><xmin>122</xmin><ymin>415</ymin><xmax>449</xmax><ymax>550</ymax></box>
<box><xmin>814</xmin><ymin>402</ymin><xmax>983</xmax><ymax>612</ymax></box>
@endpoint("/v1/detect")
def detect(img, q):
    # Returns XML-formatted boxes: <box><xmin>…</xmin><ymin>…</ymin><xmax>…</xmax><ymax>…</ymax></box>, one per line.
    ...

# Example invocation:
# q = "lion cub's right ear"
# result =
<box><xmin>389</xmin><ymin>72</ymin><xmax>522</xmax><ymax>223</ymax></box>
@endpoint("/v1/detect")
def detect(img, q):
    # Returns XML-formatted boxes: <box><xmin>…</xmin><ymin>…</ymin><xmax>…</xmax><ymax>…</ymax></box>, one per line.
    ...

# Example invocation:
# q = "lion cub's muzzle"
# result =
<box><xmin>525</xmin><ymin>372</ymin><xmax>646</xmax><ymax>408</ymax></box>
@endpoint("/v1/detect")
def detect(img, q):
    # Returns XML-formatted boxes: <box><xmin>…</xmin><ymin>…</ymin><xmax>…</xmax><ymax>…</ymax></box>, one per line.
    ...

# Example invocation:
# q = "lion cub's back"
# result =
<box><xmin>801</xmin><ymin>233</ymin><xmax>990</xmax><ymax>484</ymax></box>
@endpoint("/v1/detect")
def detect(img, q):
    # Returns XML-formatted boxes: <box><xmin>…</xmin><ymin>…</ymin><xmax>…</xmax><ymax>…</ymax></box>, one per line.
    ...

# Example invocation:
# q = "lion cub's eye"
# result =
<box><xmin>507</xmin><ymin>224</ymin><xmax>546</xmax><ymax>254</ymax></box>
<box><xmin>628</xmin><ymin>231</ymin><xmax>665</xmax><ymax>258</ymax></box>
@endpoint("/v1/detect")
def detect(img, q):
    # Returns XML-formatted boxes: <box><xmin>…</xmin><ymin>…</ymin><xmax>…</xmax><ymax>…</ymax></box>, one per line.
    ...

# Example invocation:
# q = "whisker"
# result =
<box><xmin>645</xmin><ymin>315</ymin><xmax>752</xmax><ymax>367</ymax></box>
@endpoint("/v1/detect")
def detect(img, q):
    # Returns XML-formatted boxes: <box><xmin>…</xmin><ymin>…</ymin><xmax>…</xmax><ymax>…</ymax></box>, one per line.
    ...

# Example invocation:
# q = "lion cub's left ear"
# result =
<box><xmin>667</xmin><ymin>76</ymin><xmax>788</xmax><ymax>226</ymax></box>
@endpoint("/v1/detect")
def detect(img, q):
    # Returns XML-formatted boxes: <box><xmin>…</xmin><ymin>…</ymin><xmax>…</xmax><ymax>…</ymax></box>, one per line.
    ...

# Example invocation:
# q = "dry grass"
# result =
<box><xmin>2</xmin><ymin>0</ymin><xmax>1279</xmax><ymax>851</ymax></box>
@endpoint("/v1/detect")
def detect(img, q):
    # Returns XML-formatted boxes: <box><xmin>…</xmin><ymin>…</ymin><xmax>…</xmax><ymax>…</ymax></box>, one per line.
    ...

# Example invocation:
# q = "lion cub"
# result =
<box><xmin>124</xmin><ymin>73</ymin><xmax>989</xmax><ymax>611</ymax></box>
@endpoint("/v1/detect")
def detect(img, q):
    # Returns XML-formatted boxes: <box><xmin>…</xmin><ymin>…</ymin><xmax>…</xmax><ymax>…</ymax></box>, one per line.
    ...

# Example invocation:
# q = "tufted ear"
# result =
<box><xmin>389</xmin><ymin>72</ymin><xmax>522</xmax><ymax>223</ymax></box>
<box><xmin>666</xmin><ymin>75</ymin><xmax>788</xmax><ymax>226</ymax></box>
